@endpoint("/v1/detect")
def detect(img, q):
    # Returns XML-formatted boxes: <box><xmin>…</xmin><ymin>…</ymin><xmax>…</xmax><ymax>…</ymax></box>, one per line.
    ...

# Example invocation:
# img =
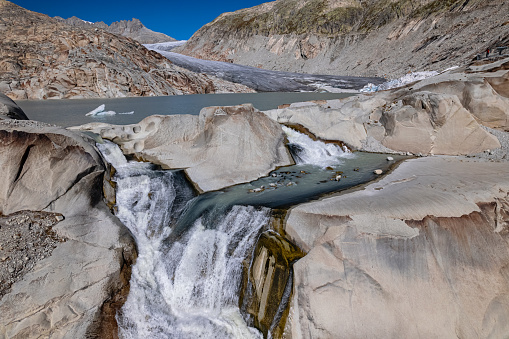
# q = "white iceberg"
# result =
<box><xmin>85</xmin><ymin>104</ymin><xmax>107</xmax><ymax>116</ymax></box>
<box><xmin>85</xmin><ymin>105</ymin><xmax>134</xmax><ymax>117</ymax></box>
<box><xmin>95</xmin><ymin>110</ymin><xmax>116</xmax><ymax>116</ymax></box>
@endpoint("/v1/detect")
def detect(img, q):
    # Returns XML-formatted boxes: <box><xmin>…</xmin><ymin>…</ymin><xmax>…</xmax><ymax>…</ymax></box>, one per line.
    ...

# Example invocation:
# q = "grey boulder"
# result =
<box><xmin>0</xmin><ymin>93</ymin><xmax>28</xmax><ymax>120</ymax></box>
<box><xmin>73</xmin><ymin>104</ymin><xmax>294</xmax><ymax>192</ymax></box>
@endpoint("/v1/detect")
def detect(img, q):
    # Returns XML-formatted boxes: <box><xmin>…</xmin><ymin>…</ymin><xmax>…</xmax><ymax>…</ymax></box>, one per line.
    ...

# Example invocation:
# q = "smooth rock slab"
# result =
<box><xmin>284</xmin><ymin>157</ymin><xmax>509</xmax><ymax>338</ymax></box>
<box><xmin>263</xmin><ymin>69</ymin><xmax>508</xmax><ymax>155</ymax></box>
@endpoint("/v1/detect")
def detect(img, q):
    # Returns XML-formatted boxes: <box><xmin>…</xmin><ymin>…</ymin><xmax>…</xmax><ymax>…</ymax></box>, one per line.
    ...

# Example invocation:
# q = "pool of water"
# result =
<box><xmin>17</xmin><ymin>92</ymin><xmax>354</xmax><ymax>127</ymax></box>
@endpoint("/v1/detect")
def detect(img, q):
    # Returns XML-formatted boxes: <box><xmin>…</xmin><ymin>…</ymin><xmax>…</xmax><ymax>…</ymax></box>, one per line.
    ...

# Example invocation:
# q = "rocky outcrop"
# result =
<box><xmin>72</xmin><ymin>104</ymin><xmax>294</xmax><ymax>192</ymax></box>
<box><xmin>0</xmin><ymin>93</ymin><xmax>27</xmax><ymax>120</ymax></box>
<box><xmin>55</xmin><ymin>16</ymin><xmax>176</xmax><ymax>44</ymax></box>
<box><xmin>0</xmin><ymin>1</ymin><xmax>253</xmax><ymax>100</ymax></box>
<box><xmin>283</xmin><ymin>156</ymin><xmax>509</xmax><ymax>338</ymax></box>
<box><xmin>0</xmin><ymin>120</ymin><xmax>136</xmax><ymax>338</ymax></box>
<box><xmin>264</xmin><ymin>64</ymin><xmax>509</xmax><ymax>155</ymax></box>
<box><xmin>177</xmin><ymin>0</ymin><xmax>509</xmax><ymax>78</ymax></box>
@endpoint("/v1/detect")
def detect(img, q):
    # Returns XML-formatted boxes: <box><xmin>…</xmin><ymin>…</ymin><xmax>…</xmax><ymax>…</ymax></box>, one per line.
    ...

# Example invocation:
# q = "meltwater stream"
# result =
<box><xmin>96</xmin><ymin>127</ymin><xmax>406</xmax><ymax>338</ymax></box>
<box><xmin>97</xmin><ymin>142</ymin><xmax>268</xmax><ymax>338</ymax></box>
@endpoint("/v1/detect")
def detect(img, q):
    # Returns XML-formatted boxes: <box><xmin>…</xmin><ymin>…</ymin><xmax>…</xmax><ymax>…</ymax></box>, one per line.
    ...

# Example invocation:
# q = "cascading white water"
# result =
<box><xmin>97</xmin><ymin>141</ymin><xmax>268</xmax><ymax>338</ymax></box>
<box><xmin>282</xmin><ymin>126</ymin><xmax>353</xmax><ymax>167</ymax></box>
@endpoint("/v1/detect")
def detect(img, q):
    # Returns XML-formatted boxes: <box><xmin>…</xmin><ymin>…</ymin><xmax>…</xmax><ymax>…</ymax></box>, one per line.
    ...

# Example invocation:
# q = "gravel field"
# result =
<box><xmin>0</xmin><ymin>211</ymin><xmax>65</xmax><ymax>297</ymax></box>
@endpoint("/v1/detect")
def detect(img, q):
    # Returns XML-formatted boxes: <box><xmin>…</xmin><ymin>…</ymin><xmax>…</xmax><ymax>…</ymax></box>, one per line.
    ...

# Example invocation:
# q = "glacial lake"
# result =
<box><xmin>17</xmin><ymin>92</ymin><xmax>354</xmax><ymax>127</ymax></box>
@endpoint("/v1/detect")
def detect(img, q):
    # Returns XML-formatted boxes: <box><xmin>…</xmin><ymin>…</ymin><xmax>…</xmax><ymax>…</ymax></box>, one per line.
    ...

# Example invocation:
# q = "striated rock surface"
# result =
<box><xmin>0</xmin><ymin>93</ymin><xmax>28</xmax><ymax>120</ymax></box>
<box><xmin>264</xmin><ymin>63</ymin><xmax>509</xmax><ymax>155</ymax></box>
<box><xmin>0</xmin><ymin>120</ymin><xmax>136</xmax><ymax>338</ymax></box>
<box><xmin>72</xmin><ymin>104</ymin><xmax>294</xmax><ymax>192</ymax></box>
<box><xmin>178</xmin><ymin>0</ymin><xmax>509</xmax><ymax>78</ymax></box>
<box><xmin>284</xmin><ymin>156</ymin><xmax>509</xmax><ymax>338</ymax></box>
<box><xmin>55</xmin><ymin>16</ymin><xmax>176</xmax><ymax>44</ymax></box>
<box><xmin>0</xmin><ymin>1</ymin><xmax>253</xmax><ymax>100</ymax></box>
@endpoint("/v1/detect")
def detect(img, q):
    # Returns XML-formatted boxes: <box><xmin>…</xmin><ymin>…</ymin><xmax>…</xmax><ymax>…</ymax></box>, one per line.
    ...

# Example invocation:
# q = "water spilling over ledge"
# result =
<box><xmin>97</xmin><ymin>124</ymin><xmax>406</xmax><ymax>337</ymax></box>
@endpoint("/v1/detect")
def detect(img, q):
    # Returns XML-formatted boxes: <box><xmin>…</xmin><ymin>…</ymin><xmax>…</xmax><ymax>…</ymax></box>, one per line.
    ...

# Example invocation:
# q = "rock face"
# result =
<box><xmin>0</xmin><ymin>1</ymin><xmax>253</xmax><ymax>100</ymax></box>
<box><xmin>72</xmin><ymin>104</ymin><xmax>294</xmax><ymax>192</ymax></box>
<box><xmin>0</xmin><ymin>93</ymin><xmax>28</xmax><ymax>120</ymax></box>
<box><xmin>240</xmin><ymin>231</ymin><xmax>304</xmax><ymax>338</ymax></box>
<box><xmin>177</xmin><ymin>0</ymin><xmax>509</xmax><ymax>78</ymax></box>
<box><xmin>55</xmin><ymin>16</ymin><xmax>176</xmax><ymax>44</ymax></box>
<box><xmin>0</xmin><ymin>120</ymin><xmax>136</xmax><ymax>338</ymax></box>
<box><xmin>264</xmin><ymin>63</ymin><xmax>509</xmax><ymax>155</ymax></box>
<box><xmin>284</xmin><ymin>156</ymin><xmax>509</xmax><ymax>338</ymax></box>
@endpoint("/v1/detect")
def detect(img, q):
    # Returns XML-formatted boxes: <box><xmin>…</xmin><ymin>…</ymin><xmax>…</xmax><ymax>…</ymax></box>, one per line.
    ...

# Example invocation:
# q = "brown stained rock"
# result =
<box><xmin>240</xmin><ymin>231</ymin><xmax>304</xmax><ymax>338</ymax></box>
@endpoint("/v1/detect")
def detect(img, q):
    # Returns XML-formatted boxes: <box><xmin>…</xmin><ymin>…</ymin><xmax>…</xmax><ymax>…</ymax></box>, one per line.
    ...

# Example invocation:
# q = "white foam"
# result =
<box><xmin>282</xmin><ymin>126</ymin><xmax>353</xmax><ymax>167</ymax></box>
<box><xmin>97</xmin><ymin>141</ymin><xmax>266</xmax><ymax>338</ymax></box>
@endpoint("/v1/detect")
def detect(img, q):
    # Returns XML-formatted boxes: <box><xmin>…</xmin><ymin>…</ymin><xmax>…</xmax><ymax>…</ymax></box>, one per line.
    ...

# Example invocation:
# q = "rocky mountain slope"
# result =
<box><xmin>55</xmin><ymin>16</ymin><xmax>176</xmax><ymax>44</ymax></box>
<box><xmin>177</xmin><ymin>0</ymin><xmax>509</xmax><ymax>78</ymax></box>
<box><xmin>0</xmin><ymin>1</ymin><xmax>252</xmax><ymax>100</ymax></box>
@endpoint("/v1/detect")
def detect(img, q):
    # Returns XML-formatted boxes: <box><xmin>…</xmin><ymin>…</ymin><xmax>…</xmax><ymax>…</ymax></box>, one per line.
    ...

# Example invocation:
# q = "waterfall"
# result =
<box><xmin>97</xmin><ymin>141</ymin><xmax>268</xmax><ymax>338</ymax></box>
<box><xmin>282</xmin><ymin>126</ymin><xmax>352</xmax><ymax>167</ymax></box>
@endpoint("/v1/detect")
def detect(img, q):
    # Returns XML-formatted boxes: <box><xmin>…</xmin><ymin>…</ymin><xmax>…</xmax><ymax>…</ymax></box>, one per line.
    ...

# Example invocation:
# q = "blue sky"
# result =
<box><xmin>10</xmin><ymin>0</ymin><xmax>268</xmax><ymax>40</ymax></box>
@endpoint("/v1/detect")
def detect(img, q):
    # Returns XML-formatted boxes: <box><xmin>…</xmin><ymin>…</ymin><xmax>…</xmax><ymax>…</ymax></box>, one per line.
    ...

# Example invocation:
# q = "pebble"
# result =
<box><xmin>374</xmin><ymin>169</ymin><xmax>383</xmax><ymax>175</ymax></box>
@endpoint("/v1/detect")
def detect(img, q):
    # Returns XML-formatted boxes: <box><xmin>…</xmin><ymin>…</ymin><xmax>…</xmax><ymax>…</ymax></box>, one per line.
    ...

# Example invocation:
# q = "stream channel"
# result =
<box><xmin>97</xmin><ymin>126</ymin><xmax>405</xmax><ymax>338</ymax></box>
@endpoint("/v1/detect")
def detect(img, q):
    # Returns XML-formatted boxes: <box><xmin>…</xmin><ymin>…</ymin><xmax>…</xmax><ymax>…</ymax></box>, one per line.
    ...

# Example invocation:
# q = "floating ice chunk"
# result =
<box><xmin>85</xmin><ymin>104</ymin><xmax>106</xmax><ymax>116</ymax></box>
<box><xmin>95</xmin><ymin>110</ymin><xmax>116</xmax><ymax>116</ymax></box>
<box><xmin>118</xmin><ymin>111</ymin><xmax>135</xmax><ymax>115</ymax></box>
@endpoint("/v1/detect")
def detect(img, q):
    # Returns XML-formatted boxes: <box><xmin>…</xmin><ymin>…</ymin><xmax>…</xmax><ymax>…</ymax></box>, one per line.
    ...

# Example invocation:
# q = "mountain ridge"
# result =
<box><xmin>54</xmin><ymin>16</ymin><xmax>176</xmax><ymax>44</ymax></box>
<box><xmin>177</xmin><ymin>0</ymin><xmax>509</xmax><ymax>78</ymax></box>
